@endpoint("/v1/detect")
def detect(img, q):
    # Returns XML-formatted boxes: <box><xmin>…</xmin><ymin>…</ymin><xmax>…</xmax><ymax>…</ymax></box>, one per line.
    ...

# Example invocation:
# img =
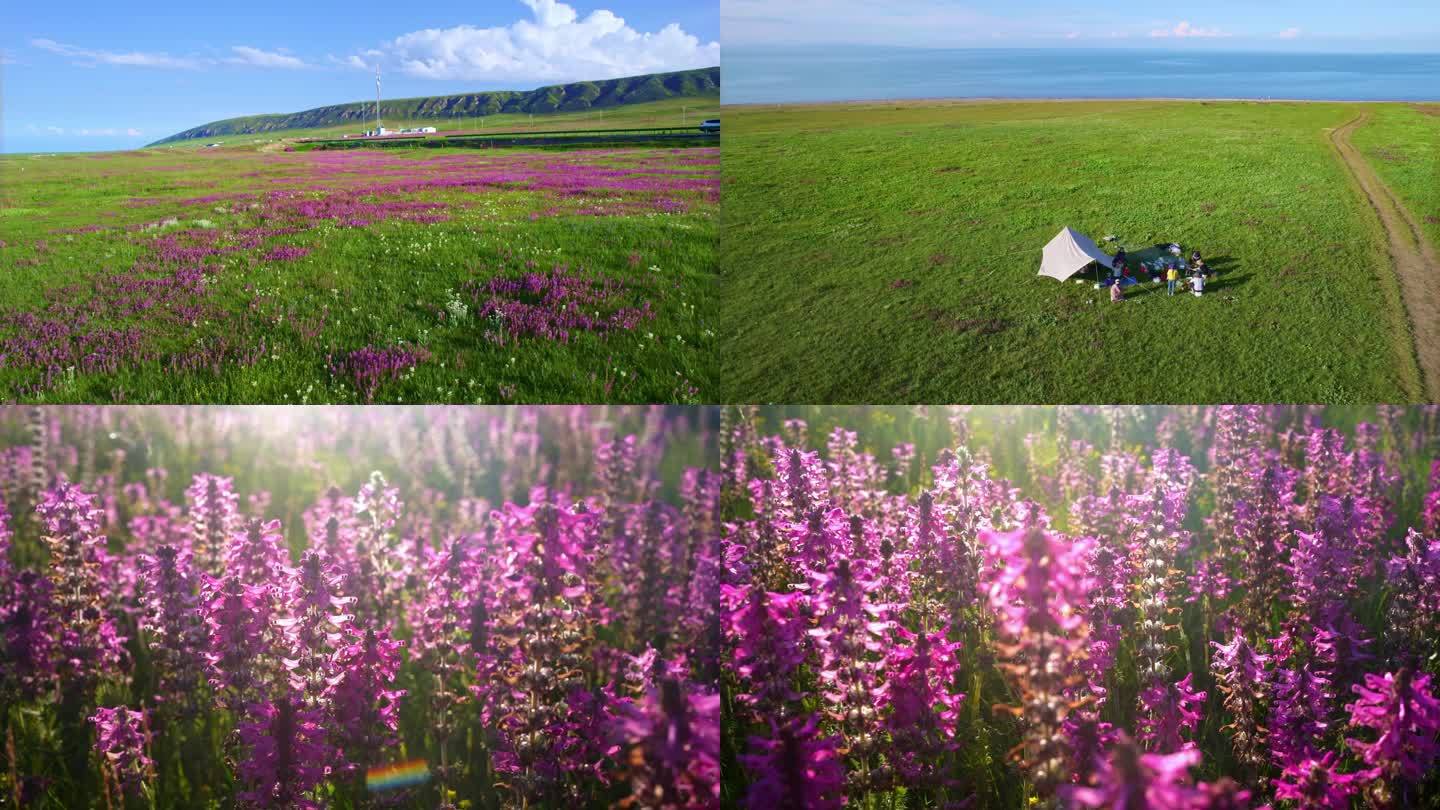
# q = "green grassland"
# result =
<box><xmin>0</xmin><ymin>144</ymin><xmax>717</xmax><ymax>404</ymax></box>
<box><xmin>719</xmin><ymin>100</ymin><xmax>1440</xmax><ymax>403</ymax></box>
<box><xmin>1347</xmin><ymin>103</ymin><xmax>1440</xmax><ymax>248</ymax></box>
<box><xmin>149</xmin><ymin>96</ymin><xmax>721</xmax><ymax>151</ymax></box>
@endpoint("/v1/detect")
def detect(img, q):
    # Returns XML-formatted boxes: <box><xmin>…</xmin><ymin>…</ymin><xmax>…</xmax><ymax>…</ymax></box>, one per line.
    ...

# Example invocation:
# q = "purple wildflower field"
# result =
<box><xmin>719</xmin><ymin>405</ymin><xmax>1440</xmax><ymax>809</ymax></box>
<box><xmin>0</xmin><ymin>405</ymin><xmax>719</xmax><ymax>808</ymax></box>
<box><xmin>0</xmin><ymin>146</ymin><xmax>718</xmax><ymax>403</ymax></box>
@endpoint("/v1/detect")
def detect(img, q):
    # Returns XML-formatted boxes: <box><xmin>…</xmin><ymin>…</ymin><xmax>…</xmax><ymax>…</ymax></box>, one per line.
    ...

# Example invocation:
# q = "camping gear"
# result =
<box><xmin>1038</xmin><ymin>227</ymin><xmax>1115</xmax><ymax>282</ymax></box>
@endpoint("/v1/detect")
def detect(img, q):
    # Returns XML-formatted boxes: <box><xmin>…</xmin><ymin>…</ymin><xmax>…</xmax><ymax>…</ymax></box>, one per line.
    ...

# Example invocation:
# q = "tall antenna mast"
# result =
<box><xmin>375</xmin><ymin>64</ymin><xmax>382</xmax><ymax>132</ymax></box>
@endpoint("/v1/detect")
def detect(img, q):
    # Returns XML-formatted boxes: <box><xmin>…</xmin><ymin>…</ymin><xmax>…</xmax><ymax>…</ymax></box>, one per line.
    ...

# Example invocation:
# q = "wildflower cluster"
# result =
<box><xmin>721</xmin><ymin>405</ymin><xmax>1440</xmax><ymax>809</ymax></box>
<box><xmin>0</xmin><ymin>406</ymin><xmax>718</xmax><ymax>809</ymax></box>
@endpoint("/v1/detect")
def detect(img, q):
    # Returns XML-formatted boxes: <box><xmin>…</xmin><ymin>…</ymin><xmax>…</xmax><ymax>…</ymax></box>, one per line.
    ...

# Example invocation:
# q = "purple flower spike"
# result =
<box><xmin>882</xmin><ymin>625</ymin><xmax>965</xmax><ymax>788</ymax></box>
<box><xmin>1061</xmin><ymin>737</ymin><xmax>1203</xmax><ymax>810</ymax></box>
<box><xmin>201</xmin><ymin>573</ymin><xmax>272</xmax><ymax>710</ymax></box>
<box><xmin>89</xmin><ymin>706</ymin><xmax>155</xmax><ymax>797</ymax></box>
<box><xmin>722</xmin><ymin>584</ymin><xmax>807</xmax><ymax>718</ymax></box>
<box><xmin>1</xmin><ymin>571</ymin><xmax>59</xmax><ymax>699</ymax></box>
<box><xmin>1273</xmin><ymin>751</ymin><xmax>1362</xmax><ymax>810</ymax></box>
<box><xmin>1137</xmin><ymin>673</ymin><xmax>1205</xmax><ymax>753</ymax></box>
<box><xmin>187</xmin><ymin>473</ymin><xmax>241</xmax><ymax>575</ymax></box>
<box><xmin>328</xmin><ymin>626</ymin><xmax>406</xmax><ymax>778</ymax></box>
<box><xmin>37</xmin><ymin>481</ymin><xmax>126</xmax><ymax>690</ymax></box>
<box><xmin>739</xmin><ymin>715</ymin><xmax>845</xmax><ymax>810</ymax></box>
<box><xmin>612</xmin><ymin>677</ymin><xmax>721</xmax><ymax>810</ymax></box>
<box><xmin>982</xmin><ymin>525</ymin><xmax>1091</xmax><ymax>794</ymax></box>
<box><xmin>1211</xmin><ymin>633</ymin><xmax>1271</xmax><ymax>770</ymax></box>
<box><xmin>140</xmin><ymin>544</ymin><xmax>207</xmax><ymax>714</ymax></box>
<box><xmin>225</xmin><ymin>518</ymin><xmax>291</xmax><ymax>593</ymax></box>
<box><xmin>235</xmin><ymin>696</ymin><xmax>333</xmax><ymax>809</ymax></box>
<box><xmin>1345</xmin><ymin>668</ymin><xmax>1440</xmax><ymax>786</ymax></box>
<box><xmin>1423</xmin><ymin>460</ymin><xmax>1440</xmax><ymax>538</ymax></box>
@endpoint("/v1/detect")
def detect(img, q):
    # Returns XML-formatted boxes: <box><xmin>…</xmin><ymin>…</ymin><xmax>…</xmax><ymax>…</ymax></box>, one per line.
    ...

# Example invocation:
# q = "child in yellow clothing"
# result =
<box><xmin>1167</xmin><ymin>266</ymin><xmax>1180</xmax><ymax>296</ymax></box>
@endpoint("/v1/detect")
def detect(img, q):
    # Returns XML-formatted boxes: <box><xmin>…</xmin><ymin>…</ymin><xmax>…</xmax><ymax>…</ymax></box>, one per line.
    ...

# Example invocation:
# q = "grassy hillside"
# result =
<box><xmin>718</xmin><ymin>99</ymin><xmax>1432</xmax><ymax>403</ymax></box>
<box><xmin>152</xmin><ymin>97</ymin><xmax>721</xmax><ymax>151</ymax></box>
<box><xmin>150</xmin><ymin>67</ymin><xmax>719</xmax><ymax>145</ymax></box>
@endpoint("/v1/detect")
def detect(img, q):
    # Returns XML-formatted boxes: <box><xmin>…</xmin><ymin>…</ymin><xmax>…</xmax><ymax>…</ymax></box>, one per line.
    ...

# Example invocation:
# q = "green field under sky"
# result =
<box><xmin>720</xmin><ymin>100</ymin><xmax>1440</xmax><ymax>403</ymax></box>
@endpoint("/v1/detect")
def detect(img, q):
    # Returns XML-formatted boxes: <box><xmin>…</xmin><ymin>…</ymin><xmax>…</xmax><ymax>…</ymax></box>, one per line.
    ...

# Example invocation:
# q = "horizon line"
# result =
<box><xmin>720</xmin><ymin>95</ymin><xmax>1440</xmax><ymax>106</ymax></box>
<box><xmin>724</xmin><ymin>43</ymin><xmax>1440</xmax><ymax>55</ymax></box>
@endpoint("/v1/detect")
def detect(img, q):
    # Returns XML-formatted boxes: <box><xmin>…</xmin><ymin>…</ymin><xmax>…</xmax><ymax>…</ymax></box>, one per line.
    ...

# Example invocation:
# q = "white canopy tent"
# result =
<box><xmin>1038</xmin><ymin>227</ymin><xmax>1114</xmax><ymax>281</ymax></box>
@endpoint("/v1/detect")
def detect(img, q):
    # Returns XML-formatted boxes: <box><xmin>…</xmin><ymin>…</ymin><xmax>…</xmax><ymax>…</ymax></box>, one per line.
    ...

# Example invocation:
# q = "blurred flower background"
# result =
<box><xmin>719</xmin><ymin>405</ymin><xmax>1440</xmax><ymax>809</ymax></box>
<box><xmin>0</xmin><ymin>405</ymin><xmax>719</xmax><ymax>809</ymax></box>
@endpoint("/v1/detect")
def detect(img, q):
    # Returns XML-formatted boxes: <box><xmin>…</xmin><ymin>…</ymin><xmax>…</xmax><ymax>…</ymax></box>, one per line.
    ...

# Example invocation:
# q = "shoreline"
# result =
<box><xmin>721</xmin><ymin>96</ymin><xmax>1440</xmax><ymax>108</ymax></box>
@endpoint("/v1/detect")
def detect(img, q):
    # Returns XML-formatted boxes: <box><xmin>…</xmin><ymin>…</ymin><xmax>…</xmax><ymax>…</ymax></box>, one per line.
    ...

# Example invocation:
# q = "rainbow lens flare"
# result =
<box><xmin>365</xmin><ymin>759</ymin><xmax>430</xmax><ymax>792</ymax></box>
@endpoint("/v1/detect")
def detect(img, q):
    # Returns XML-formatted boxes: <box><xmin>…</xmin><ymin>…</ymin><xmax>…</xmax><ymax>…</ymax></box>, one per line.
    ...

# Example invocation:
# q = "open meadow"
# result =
<box><xmin>0</xmin><ymin>139</ymin><xmax>717</xmax><ymax>404</ymax></box>
<box><xmin>719</xmin><ymin>100</ymin><xmax>1440</xmax><ymax>404</ymax></box>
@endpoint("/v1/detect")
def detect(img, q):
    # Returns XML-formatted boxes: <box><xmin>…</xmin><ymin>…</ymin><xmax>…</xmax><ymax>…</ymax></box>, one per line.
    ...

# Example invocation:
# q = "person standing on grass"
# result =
<box><xmin>1167</xmin><ymin>265</ymin><xmax>1180</xmax><ymax>296</ymax></box>
<box><xmin>1110</xmin><ymin>281</ymin><xmax>1124</xmax><ymax>303</ymax></box>
<box><xmin>1191</xmin><ymin>272</ymin><xmax>1206</xmax><ymax>297</ymax></box>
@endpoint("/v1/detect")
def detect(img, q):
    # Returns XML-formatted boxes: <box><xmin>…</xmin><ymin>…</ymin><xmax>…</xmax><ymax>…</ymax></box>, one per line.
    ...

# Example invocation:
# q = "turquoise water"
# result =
<box><xmin>723</xmin><ymin>47</ymin><xmax>1440</xmax><ymax>104</ymax></box>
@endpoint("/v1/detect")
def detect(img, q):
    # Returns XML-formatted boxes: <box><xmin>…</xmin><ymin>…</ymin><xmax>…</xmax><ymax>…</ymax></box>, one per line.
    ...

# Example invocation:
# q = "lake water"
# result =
<box><xmin>722</xmin><ymin>47</ymin><xmax>1440</xmax><ymax>104</ymax></box>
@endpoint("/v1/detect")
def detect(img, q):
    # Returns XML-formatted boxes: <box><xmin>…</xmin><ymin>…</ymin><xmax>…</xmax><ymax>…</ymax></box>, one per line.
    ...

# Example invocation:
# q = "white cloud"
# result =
<box><xmin>33</xmin><ymin>38</ymin><xmax>311</xmax><ymax>71</ymax></box>
<box><xmin>227</xmin><ymin>46</ymin><xmax>309</xmax><ymax>69</ymax></box>
<box><xmin>1065</xmin><ymin>32</ymin><xmax>1079</xmax><ymax>40</ymax></box>
<box><xmin>324</xmin><ymin>54</ymin><xmax>370</xmax><ymax>70</ymax></box>
<box><xmin>381</xmin><ymin>0</ymin><xmax>718</xmax><ymax>82</ymax></box>
<box><xmin>1278</xmin><ymin>27</ymin><xmax>1302</xmax><ymax>39</ymax></box>
<box><xmin>0</xmin><ymin>50</ymin><xmax>17</xmax><ymax>65</ymax></box>
<box><xmin>27</xmin><ymin>124</ymin><xmax>143</xmax><ymax>137</ymax></box>
<box><xmin>1148</xmin><ymin>21</ymin><xmax>1230</xmax><ymax>39</ymax></box>
<box><xmin>29</xmin><ymin>2</ymin><xmax>717</xmax><ymax>85</ymax></box>
<box><xmin>30</xmin><ymin>38</ymin><xmax>206</xmax><ymax>69</ymax></box>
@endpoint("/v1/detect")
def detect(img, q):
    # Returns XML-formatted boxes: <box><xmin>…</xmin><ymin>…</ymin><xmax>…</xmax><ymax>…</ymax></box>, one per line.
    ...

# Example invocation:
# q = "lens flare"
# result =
<box><xmin>365</xmin><ymin>759</ymin><xmax>429</xmax><ymax>792</ymax></box>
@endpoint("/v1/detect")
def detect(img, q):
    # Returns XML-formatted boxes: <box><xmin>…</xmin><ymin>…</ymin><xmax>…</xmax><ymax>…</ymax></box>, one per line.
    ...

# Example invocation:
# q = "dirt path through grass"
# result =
<box><xmin>1331</xmin><ymin>112</ymin><xmax>1440</xmax><ymax>400</ymax></box>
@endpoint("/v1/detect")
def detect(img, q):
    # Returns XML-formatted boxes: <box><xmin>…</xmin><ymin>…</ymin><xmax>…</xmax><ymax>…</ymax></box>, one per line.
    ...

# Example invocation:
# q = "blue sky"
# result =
<box><xmin>724</xmin><ymin>0</ymin><xmax>1440</xmax><ymax>52</ymax></box>
<box><xmin>2</xmin><ymin>0</ymin><xmax>718</xmax><ymax>153</ymax></box>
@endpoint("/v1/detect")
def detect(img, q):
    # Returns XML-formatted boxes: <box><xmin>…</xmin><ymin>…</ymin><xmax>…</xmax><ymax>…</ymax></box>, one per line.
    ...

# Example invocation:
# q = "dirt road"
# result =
<box><xmin>1330</xmin><ymin>113</ymin><xmax>1440</xmax><ymax>401</ymax></box>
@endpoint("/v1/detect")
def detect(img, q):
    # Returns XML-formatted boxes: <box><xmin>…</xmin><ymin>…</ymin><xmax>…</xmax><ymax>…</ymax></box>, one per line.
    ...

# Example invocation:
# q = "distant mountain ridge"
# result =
<box><xmin>148</xmin><ymin>67</ymin><xmax>719</xmax><ymax>145</ymax></box>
